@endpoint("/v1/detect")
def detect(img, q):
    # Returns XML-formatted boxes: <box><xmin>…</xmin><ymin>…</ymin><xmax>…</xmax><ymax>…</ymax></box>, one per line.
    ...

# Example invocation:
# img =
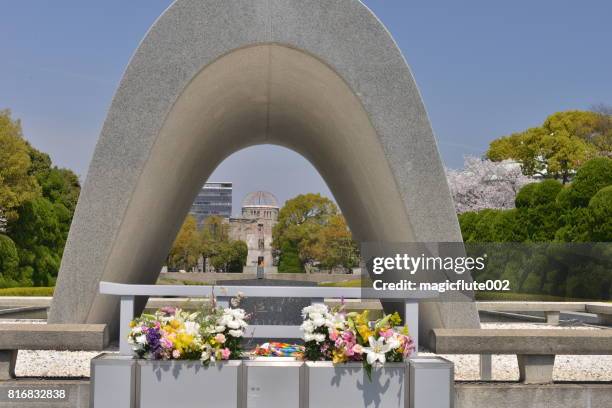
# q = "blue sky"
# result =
<box><xmin>1</xmin><ymin>1</ymin><xmax>611</xmax><ymax>212</ymax></box>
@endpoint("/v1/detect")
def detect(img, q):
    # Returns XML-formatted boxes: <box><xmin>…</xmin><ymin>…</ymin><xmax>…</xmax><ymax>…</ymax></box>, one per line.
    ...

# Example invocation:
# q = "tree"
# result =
<box><xmin>0</xmin><ymin>110</ymin><xmax>40</xmax><ymax>228</ymax></box>
<box><xmin>208</xmin><ymin>240</ymin><xmax>248</xmax><ymax>273</ymax></box>
<box><xmin>273</xmin><ymin>193</ymin><xmax>339</xmax><ymax>268</ymax></box>
<box><xmin>8</xmin><ymin>197</ymin><xmax>64</xmax><ymax>286</ymax></box>
<box><xmin>542</xmin><ymin>111</ymin><xmax>612</xmax><ymax>151</ymax></box>
<box><xmin>515</xmin><ymin>180</ymin><xmax>563</xmax><ymax>241</ymax></box>
<box><xmin>277</xmin><ymin>241</ymin><xmax>302</xmax><ymax>273</ymax></box>
<box><xmin>0</xmin><ymin>110</ymin><xmax>81</xmax><ymax>287</ymax></box>
<box><xmin>316</xmin><ymin>214</ymin><xmax>359</xmax><ymax>272</ymax></box>
<box><xmin>24</xmin><ymin>144</ymin><xmax>81</xmax><ymax>213</ymax></box>
<box><xmin>487</xmin><ymin>111</ymin><xmax>601</xmax><ymax>183</ymax></box>
<box><xmin>167</xmin><ymin>215</ymin><xmax>201</xmax><ymax>270</ymax></box>
<box><xmin>226</xmin><ymin>240</ymin><xmax>248</xmax><ymax>272</ymax></box>
<box><xmin>201</xmin><ymin>215</ymin><xmax>230</xmax><ymax>242</ymax></box>
<box><xmin>0</xmin><ymin>234</ymin><xmax>21</xmax><ymax>287</ymax></box>
<box><xmin>558</xmin><ymin>157</ymin><xmax>612</xmax><ymax>208</ymax></box>
<box><xmin>446</xmin><ymin>157</ymin><xmax>532</xmax><ymax>213</ymax></box>
<box><xmin>488</xmin><ymin>127</ymin><xmax>594</xmax><ymax>184</ymax></box>
<box><xmin>166</xmin><ymin>214</ymin><xmax>248</xmax><ymax>273</ymax></box>
<box><xmin>274</xmin><ymin>193</ymin><xmax>338</xmax><ymax>238</ymax></box>
<box><xmin>587</xmin><ymin>186</ymin><xmax>612</xmax><ymax>242</ymax></box>
<box><xmin>273</xmin><ymin>194</ymin><xmax>359</xmax><ymax>272</ymax></box>
<box><xmin>515</xmin><ymin>179</ymin><xmax>563</xmax><ymax>208</ymax></box>
<box><xmin>198</xmin><ymin>215</ymin><xmax>247</xmax><ymax>272</ymax></box>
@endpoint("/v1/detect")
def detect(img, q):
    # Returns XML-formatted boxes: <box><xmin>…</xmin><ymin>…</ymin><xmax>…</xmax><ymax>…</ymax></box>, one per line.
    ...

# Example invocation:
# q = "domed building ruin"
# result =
<box><xmin>228</xmin><ymin>191</ymin><xmax>279</xmax><ymax>272</ymax></box>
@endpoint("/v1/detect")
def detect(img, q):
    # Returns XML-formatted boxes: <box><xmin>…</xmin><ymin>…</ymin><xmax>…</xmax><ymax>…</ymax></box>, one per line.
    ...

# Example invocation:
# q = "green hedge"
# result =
<box><xmin>459</xmin><ymin>157</ymin><xmax>612</xmax><ymax>300</ymax></box>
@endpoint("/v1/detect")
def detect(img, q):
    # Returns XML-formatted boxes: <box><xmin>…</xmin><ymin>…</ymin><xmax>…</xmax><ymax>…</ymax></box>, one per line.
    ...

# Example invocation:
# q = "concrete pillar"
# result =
<box><xmin>409</xmin><ymin>357</ymin><xmax>454</xmax><ymax>408</ymax></box>
<box><xmin>480</xmin><ymin>354</ymin><xmax>492</xmax><ymax>380</ymax></box>
<box><xmin>0</xmin><ymin>350</ymin><xmax>17</xmax><ymax>380</ymax></box>
<box><xmin>545</xmin><ymin>311</ymin><xmax>560</xmax><ymax>325</ymax></box>
<box><xmin>597</xmin><ymin>314</ymin><xmax>612</xmax><ymax>326</ymax></box>
<box><xmin>517</xmin><ymin>354</ymin><xmax>555</xmax><ymax>384</ymax></box>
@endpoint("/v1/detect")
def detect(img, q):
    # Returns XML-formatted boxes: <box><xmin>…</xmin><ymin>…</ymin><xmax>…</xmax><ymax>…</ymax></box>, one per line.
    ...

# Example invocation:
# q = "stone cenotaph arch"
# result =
<box><xmin>48</xmin><ymin>0</ymin><xmax>480</xmax><ymax>339</ymax></box>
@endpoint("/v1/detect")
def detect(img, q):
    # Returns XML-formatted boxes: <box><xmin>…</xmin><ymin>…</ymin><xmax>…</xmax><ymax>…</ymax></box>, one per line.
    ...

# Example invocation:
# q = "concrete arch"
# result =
<box><xmin>49</xmin><ymin>0</ymin><xmax>479</xmax><ymax>337</ymax></box>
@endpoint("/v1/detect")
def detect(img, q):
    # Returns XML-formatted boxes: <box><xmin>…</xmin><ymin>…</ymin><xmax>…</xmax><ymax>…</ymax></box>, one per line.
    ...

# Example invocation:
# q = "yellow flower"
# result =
<box><xmin>174</xmin><ymin>333</ymin><xmax>194</xmax><ymax>353</ymax></box>
<box><xmin>388</xmin><ymin>312</ymin><xmax>402</xmax><ymax>327</ymax></box>
<box><xmin>129</xmin><ymin>321</ymin><xmax>136</xmax><ymax>328</ymax></box>
<box><xmin>355</xmin><ymin>310</ymin><xmax>369</xmax><ymax>326</ymax></box>
<box><xmin>332</xmin><ymin>349</ymin><xmax>347</xmax><ymax>364</ymax></box>
<box><xmin>357</xmin><ymin>324</ymin><xmax>373</xmax><ymax>341</ymax></box>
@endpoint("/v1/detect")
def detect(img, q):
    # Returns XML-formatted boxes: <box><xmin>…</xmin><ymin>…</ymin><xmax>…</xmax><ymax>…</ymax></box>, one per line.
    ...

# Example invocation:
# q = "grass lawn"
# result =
<box><xmin>474</xmin><ymin>291</ymin><xmax>610</xmax><ymax>302</ymax></box>
<box><xmin>157</xmin><ymin>277</ymin><xmax>213</xmax><ymax>286</ymax></box>
<box><xmin>319</xmin><ymin>279</ymin><xmax>364</xmax><ymax>287</ymax></box>
<box><xmin>0</xmin><ymin>287</ymin><xmax>54</xmax><ymax>296</ymax></box>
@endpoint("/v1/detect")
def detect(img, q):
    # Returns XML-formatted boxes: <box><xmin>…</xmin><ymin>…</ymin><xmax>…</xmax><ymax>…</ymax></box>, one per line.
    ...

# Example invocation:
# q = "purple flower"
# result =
<box><xmin>146</xmin><ymin>327</ymin><xmax>164</xmax><ymax>359</ymax></box>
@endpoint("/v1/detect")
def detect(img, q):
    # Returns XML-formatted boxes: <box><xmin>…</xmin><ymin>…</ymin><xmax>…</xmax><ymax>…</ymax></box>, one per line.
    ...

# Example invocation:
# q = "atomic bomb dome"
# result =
<box><xmin>241</xmin><ymin>191</ymin><xmax>279</xmax><ymax>222</ymax></box>
<box><xmin>242</xmin><ymin>191</ymin><xmax>279</xmax><ymax>208</ymax></box>
<box><xmin>229</xmin><ymin>191</ymin><xmax>280</xmax><ymax>271</ymax></box>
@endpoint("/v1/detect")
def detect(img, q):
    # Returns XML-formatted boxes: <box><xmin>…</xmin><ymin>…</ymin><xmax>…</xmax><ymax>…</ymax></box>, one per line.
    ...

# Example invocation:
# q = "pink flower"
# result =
<box><xmin>160</xmin><ymin>306</ymin><xmax>177</xmax><ymax>316</ymax></box>
<box><xmin>221</xmin><ymin>348</ymin><xmax>231</xmax><ymax>360</ymax></box>
<box><xmin>380</xmin><ymin>329</ymin><xmax>393</xmax><ymax>338</ymax></box>
<box><xmin>329</xmin><ymin>329</ymin><xmax>339</xmax><ymax>341</ymax></box>
<box><xmin>341</xmin><ymin>330</ymin><xmax>355</xmax><ymax>343</ymax></box>
<box><xmin>172</xmin><ymin>350</ymin><xmax>181</xmax><ymax>359</ymax></box>
<box><xmin>352</xmin><ymin>344</ymin><xmax>364</xmax><ymax>354</ymax></box>
<box><xmin>402</xmin><ymin>337</ymin><xmax>416</xmax><ymax>357</ymax></box>
<box><xmin>215</xmin><ymin>333</ymin><xmax>226</xmax><ymax>344</ymax></box>
<box><xmin>161</xmin><ymin>338</ymin><xmax>173</xmax><ymax>349</ymax></box>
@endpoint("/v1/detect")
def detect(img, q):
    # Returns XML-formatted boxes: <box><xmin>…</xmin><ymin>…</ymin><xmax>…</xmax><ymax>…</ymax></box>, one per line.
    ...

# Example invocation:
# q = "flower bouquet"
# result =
<box><xmin>127</xmin><ymin>294</ymin><xmax>248</xmax><ymax>364</ymax></box>
<box><xmin>300</xmin><ymin>303</ymin><xmax>415</xmax><ymax>378</ymax></box>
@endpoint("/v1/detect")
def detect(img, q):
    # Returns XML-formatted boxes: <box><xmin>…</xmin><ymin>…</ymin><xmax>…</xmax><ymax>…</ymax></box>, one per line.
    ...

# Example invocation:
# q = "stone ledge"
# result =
<box><xmin>431</xmin><ymin>329</ymin><xmax>612</xmax><ymax>354</ymax></box>
<box><xmin>0</xmin><ymin>379</ymin><xmax>609</xmax><ymax>408</ymax></box>
<box><xmin>456</xmin><ymin>382</ymin><xmax>612</xmax><ymax>408</ymax></box>
<box><xmin>585</xmin><ymin>303</ymin><xmax>612</xmax><ymax>315</ymax></box>
<box><xmin>0</xmin><ymin>324</ymin><xmax>108</xmax><ymax>350</ymax></box>
<box><xmin>0</xmin><ymin>379</ymin><xmax>89</xmax><ymax>408</ymax></box>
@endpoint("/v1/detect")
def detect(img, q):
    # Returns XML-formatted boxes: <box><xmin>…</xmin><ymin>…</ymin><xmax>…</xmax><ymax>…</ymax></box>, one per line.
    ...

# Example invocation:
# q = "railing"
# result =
<box><xmin>99</xmin><ymin>281</ymin><xmax>437</xmax><ymax>356</ymax></box>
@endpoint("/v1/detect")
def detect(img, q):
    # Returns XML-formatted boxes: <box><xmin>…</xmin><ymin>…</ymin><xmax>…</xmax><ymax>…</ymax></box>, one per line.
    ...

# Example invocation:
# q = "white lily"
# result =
<box><xmin>227</xmin><ymin>319</ymin><xmax>241</xmax><ymax>329</ymax></box>
<box><xmin>228</xmin><ymin>329</ymin><xmax>243</xmax><ymax>337</ymax></box>
<box><xmin>363</xmin><ymin>337</ymin><xmax>392</xmax><ymax>365</ymax></box>
<box><xmin>387</xmin><ymin>335</ymin><xmax>401</xmax><ymax>350</ymax></box>
<box><xmin>183</xmin><ymin>321</ymin><xmax>200</xmax><ymax>336</ymax></box>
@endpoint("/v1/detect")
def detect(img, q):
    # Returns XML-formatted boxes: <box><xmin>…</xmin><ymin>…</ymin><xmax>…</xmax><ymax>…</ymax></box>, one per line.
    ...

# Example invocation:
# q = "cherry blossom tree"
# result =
<box><xmin>446</xmin><ymin>157</ymin><xmax>534</xmax><ymax>213</ymax></box>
